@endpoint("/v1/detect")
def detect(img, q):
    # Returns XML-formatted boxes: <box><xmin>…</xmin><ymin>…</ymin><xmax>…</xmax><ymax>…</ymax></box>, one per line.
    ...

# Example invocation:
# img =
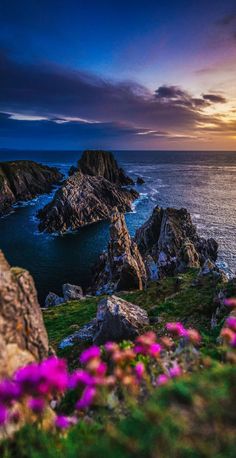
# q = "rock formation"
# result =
<box><xmin>77</xmin><ymin>150</ymin><xmax>134</xmax><ymax>185</ymax></box>
<box><xmin>44</xmin><ymin>283</ymin><xmax>84</xmax><ymax>307</ymax></box>
<box><xmin>0</xmin><ymin>160</ymin><xmax>63</xmax><ymax>215</ymax></box>
<box><xmin>0</xmin><ymin>251</ymin><xmax>49</xmax><ymax>378</ymax></box>
<box><xmin>45</xmin><ymin>292</ymin><xmax>64</xmax><ymax>307</ymax></box>
<box><xmin>93</xmin><ymin>209</ymin><xmax>147</xmax><ymax>294</ymax></box>
<box><xmin>38</xmin><ymin>171</ymin><xmax>138</xmax><ymax>233</ymax></box>
<box><xmin>59</xmin><ymin>295</ymin><xmax>149</xmax><ymax>348</ymax></box>
<box><xmin>136</xmin><ymin>176</ymin><xmax>145</xmax><ymax>185</ymax></box>
<box><xmin>135</xmin><ymin>206</ymin><xmax>218</xmax><ymax>278</ymax></box>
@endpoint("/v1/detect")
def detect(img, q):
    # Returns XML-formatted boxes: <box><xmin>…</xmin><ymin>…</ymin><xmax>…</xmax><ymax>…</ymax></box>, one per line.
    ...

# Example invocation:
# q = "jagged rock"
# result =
<box><xmin>45</xmin><ymin>292</ymin><xmax>64</xmax><ymax>307</ymax></box>
<box><xmin>0</xmin><ymin>160</ymin><xmax>63</xmax><ymax>215</ymax></box>
<box><xmin>0</xmin><ymin>251</ymin><xmax>49</xmax><ymax>378</ymax></box>
<box><xmin>197</xmin><ymin>259</ymin><xmax>228</xmax><ymax>283</ymax></box>
<box><xmin>38</xmin><ymin>171</ymin><xmax>138</xmax><ymax>233</ymax></box>
<box><xmin>59</xmin><ymin>295</ymin><xmax>149</xmax><ymax>348</ymax></box>
<box><xmin>93</xmin><ymin>210</ymin><xmax>147</xmax><ymax>294</ymax></box>
<box><xmin>62</xmin><ymin>283</ymin><xmax>83</xmax><ymax>301</ymax></box>
<box><xmin>93</xmin><ymin>295</ymin><xmax>149</xmax><ymax>344</ymax></box>
<box><xmin>135</xmin><ymin>206</ymin><xmax>218</xmax><ymax>278</ymax></box>
<box><xmin>78</xmin><ymin>150</ymin><xmax>134</xmax><ymax>185</ymax></box>
<box><xmin>136</xmin><ymin>176</ymin><xmax>145</xmax><ymax>185</ymax></box>
<box><xmin>68</xmin><ymin>165</ymin><xmax>78</xmax><ymax>176</ymax></box>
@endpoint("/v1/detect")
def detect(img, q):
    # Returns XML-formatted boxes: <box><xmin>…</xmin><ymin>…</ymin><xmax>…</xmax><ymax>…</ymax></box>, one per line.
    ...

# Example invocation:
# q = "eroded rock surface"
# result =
<box><xmin>0</xmin><ymin>160</ymin><xmax>63</xmax><ymax>215</ymax></box>
<box><xmin>135</xmin><ymin>206</ymin><xmax>218</xmax><ymax>278</ymax></box>
<box><xmin>0</xmin><ymin>251</ymin><xmax>49</xmax><ymax>378</ymax></box>
<box><xmin>93</xmin><ymin>210</ymin><xmax>147</xmax><ymax>294</ymax></box>
<box><xmin>59</xmin><ymin>295</ymin><xmax>149</xmax><ymax>347</ymax></box>
<box><xmin>78</xmin><ymin>150</ymin><xmax>134</xmax><ymax>185</ymax></box>
<box><xmin>38</xmin><ymin>172</ymin><xmax>138</xmax><ymax>233</ymax></box>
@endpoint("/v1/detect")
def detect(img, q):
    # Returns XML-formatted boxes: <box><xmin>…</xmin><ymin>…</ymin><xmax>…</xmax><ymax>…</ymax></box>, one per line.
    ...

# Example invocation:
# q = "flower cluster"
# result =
<box><xmin>0</xmin><ymin>322</ymin><xmax>206</xmax><ymax>432</ymax></box>
<box><xmin>221</xmin><ymin>298</ymin><xmax>236</xmax><ymax>349</ymax></box>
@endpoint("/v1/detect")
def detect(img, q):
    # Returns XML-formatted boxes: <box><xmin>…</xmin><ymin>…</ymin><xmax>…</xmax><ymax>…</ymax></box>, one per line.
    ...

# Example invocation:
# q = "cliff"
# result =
<box><xmin>0</xmin><ymin>160</ymin><xmax>63</xmax><ymax>215</ymax></box>
<box><xmin>77</xmin><ymin>150</ymin><xmax>134</xmax><ymax>185</ymax></box>
<box><xmin>38</xmin><ymin>171</ymin><xmax>138</xmax><ymax>233</ymax></box>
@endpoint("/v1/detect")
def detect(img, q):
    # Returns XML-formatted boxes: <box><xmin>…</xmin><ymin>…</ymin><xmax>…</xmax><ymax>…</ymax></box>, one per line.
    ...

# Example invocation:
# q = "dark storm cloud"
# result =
<box><xmin>0</xmin><ymin>53</ymin><xmax>230</xmax><ymax>140</ymax></box>
<box><xmin>202</xmin><ymin>94</ymin><xmax>227</xmax><ymax>103</ymax></box>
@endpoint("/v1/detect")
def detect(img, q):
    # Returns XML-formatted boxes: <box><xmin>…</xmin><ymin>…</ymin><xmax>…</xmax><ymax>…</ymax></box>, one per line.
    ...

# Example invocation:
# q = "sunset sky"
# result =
<box><xmin>0</xmin><ymin>0</ymin><xmax>236</xmax><ymax>150</ymax></box>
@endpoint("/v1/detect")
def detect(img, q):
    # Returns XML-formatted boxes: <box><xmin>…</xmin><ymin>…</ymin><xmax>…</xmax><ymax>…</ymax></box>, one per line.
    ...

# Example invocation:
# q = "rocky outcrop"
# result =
<box><xmin>38</xmin><ymin>171</ymin><xmax>138</xmax><ymax>233</ymax></box>
<box><xmin>45</xmin><ymin>284</ymin><xmax>83</xmax><ymax>307</ymax></box>
<box><xmin>137</xmin><ymin>176</ymin><xmax>145</xmax><ymax>185</ymax></box>
<box><xmin>0</xmin><ymin>160</ymin><xmax>63</xmax><ymax>215</ymax></box>
<box><xmin>0</xmin><ymin>251</ymin><xmax>49</xmax><ymax>378</ymax></box>
<box><xmin>93</xmin><ymin>210</ymin><xmax>147</xmax><ymax>294</ymax></box>
<box><xmin>77</xmin><ymin>150</ymin><xmax>134</xmax><ymax>185</ymax></box>
<box><xmin>135</xmin><ymin>206</ymin><xmax>218</xmax><ymax>278</ymax></box>
<box><xmin>62</xmin><ymin>283</ymin><xmax>83</xmax><ymax>301</ymax></box>
<box><xmin>59</xmin><ymin>295</ymin><xmax>149</xmax><ymax>348</ymax></box>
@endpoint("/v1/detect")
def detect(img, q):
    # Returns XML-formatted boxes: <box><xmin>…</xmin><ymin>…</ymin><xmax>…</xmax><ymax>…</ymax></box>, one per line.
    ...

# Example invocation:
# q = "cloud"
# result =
<box><xmin>202</xmin><ymin>94</ymin><xmax>227</xmax><ymax>103</ymax></box>
<box><xmin>0</xmin><ymin>50</ymin><xmax>234</xmax><ymax>148</ymax></box>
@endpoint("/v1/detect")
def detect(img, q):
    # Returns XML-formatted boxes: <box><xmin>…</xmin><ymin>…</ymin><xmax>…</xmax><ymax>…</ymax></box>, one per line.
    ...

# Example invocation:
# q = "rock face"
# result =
<box><xmin>45</xmin><ymin>292</ymin><xmax>64</xmax><ymax>308</ymax></box>
<box><xmin>0</xmin><ymin>160</ymin><xmax>63</xmax><ymax>215</ymax></box>
<box><xmin>136</xmin><ymin>176</ymin><xmax>145</xmax><ymax>185</ymax></box>
<box><xmin>62</xmin><ymin>283</ymin><xmax>83</xmax><ymax>301</ymax></box>
<box><xmin>38</xmin><ymin>172</ymin><xmax>138</xmax><ymax>233</ymax></box>
<box><xmin>78</xmin><ymin>150</ymin><xmax>134</xmax><ymax>185</ymax></box>
<box><xmin>93</xmin><ymin>210</ymin><xmax>147</xmax><ymax>294</ymax></box>
<box><xmin>135</xmin><ymin>206</ymin><xmax>218</xmax><ymax>278</ymax></box>
<box><xmin>0</xmin><ymin>251</ymin><xmax>49</xmax><ymax>378</ymax></box>
<box><xmin>59</xmin><ymin>295</ymin><xmax>149</xmax><ymax>348</ymax></box>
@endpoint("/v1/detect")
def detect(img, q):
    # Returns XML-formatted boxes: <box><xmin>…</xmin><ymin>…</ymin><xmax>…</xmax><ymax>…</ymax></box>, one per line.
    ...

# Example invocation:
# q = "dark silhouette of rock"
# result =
<box><xmin>135</xmin><ymin>206</ymin><xmax>218</xmax><ymax>278</ymax></box>
<box><xmin>68</xmin><ymin>165</ymin><xmax>77</xmax><ymax>176</ymax></box>
<box><xmin>78</xmin><ymin>150</ymin><xmax>134</xmax><ymax>185</ymax></box>
<box><xmin>93</xmin><ymin>209</ymin><xmax>147</xmax><ymax>294</ymax></box>
<box><xmin>59</xmin><ymin>295</ymin><xmax>149</xmax><ymax>347</ymax></box>
<box><xmin>0</xmin><ymin>160</ymin><xmax>63</xmax><ymax>215</ymax></box>
<box><xmin>45</xmin><ymin>292</ymin><xmax>64</xmax><ymax>307</ymax></box>
<box><xmin>136</xmin><ymin>176</ymin><xmax>145</xmax><ymax>185</ymax></box>
<box><xmin>0</xmin><ymin>251</ymin><xmax>49</xmax><ymax>378</ymax></box>
<box><xmin>62</xmin><ymin>283</ymin><xmax>83</xmax><ymax>301</ymax></box>
<box><xmin>38</xmin><ymin>171</ymin><xmax>138</xmax><ymax>233</ymax></box>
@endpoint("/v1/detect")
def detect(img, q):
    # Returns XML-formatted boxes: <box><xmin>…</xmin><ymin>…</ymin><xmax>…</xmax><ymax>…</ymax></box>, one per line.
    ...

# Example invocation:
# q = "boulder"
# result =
<box><xmin>136</xmin><ymin>176</ymin><xmax>145</xmax><ymax>185</ymax></box>
<box><xmin>135</xmin><ymin>206</ymin><xmax>218</xmax><ymax>278</ymax></box>
<box><xmin>93</xmin><ymin>209</ymin><xmax>147</xmax><ymax>294</ymax></box>
<box><xmin>197</xmin><ymin>259</ymin><xmax>228</xmax><ymax>283</ymax></box>
<box><xmin>45</xmin><ymin>292</ymin><xmax>64</xmax><ymax>307</ymax></box>
<box><xmin>0</xmin><ymin>160</ymin><xmax>63</xmax><ymax>215</ymax></box>
<box><xmin>38</xmin><ymin>171</ymin><xmax>138</xmax><ymax>233</ymax></box>
<box><xmin>59</xmin><ymin>295</ymin><xmax>149</xmax><ymax>347</ymax></box>
<box><xmin>62</xmin><ymin>283</ymin><xmax>83</xmax><ymax>301</ymax></box>
<box><xmin>78</xmin><ymin>150</ymin><xmax>134</xmax><ymax>185</ymax></box>
<box><xmin>0</xmin><ymin>251</ymin><xmax>49</xmax><ymax>379</ymax></box>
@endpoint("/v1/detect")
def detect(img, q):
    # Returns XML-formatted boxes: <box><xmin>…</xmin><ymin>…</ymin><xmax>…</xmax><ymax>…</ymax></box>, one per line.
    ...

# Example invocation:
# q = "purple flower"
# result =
<box><xmin>68</xmin><ymin>370</ymin><xmax>95</xmax><ymax>389</ymax></box>
<box><xmin>55</xmin><ymin>415</ymin><xmax>70</xmax><ymax>429</ymax></box>
<box><xmin>0</xmin><ymin>404</ymin><xmax>7</xmax><ymax>425</ymax></box>
<box><xmin>0</xmin><ymin>380</ymin><xmax>21</xmax><ymax>405</ymax></box>
<box><xmin>76</xmin><ymin>386</ymin><xmax>96</xmax><ymax>410</ymax></box>
<box><xmin>226</xmin><ymin>316</ymin><xmax>236</xmax><ymax>332</ymax></box>
<box><xmin>166</xmin><ymin>322</ymin><xmax>187</xmax><ymax>337</ymax></box>
<box><xmin>169</xmin><ymin>365</ymin><xmax>182</xmax><ymax>378</ymax></box>
<box><xmin>80</xmin><ymin>346</ymin><xmax>101</xmax><ymax>365</ymax></box>
<box><xmin>134</xmin><ymin>362</ymin><xmax>145</xmax><ymax>381</ymax></box>
<box><xmin>39</xmin><ymin>357</ymin><xmax>68</xmax><ymax>394</ymax></box>
<box><xmin>28</xmin><ymin>398</ymin><xmax>45</xmax><ymax>414</ymax></box>
<box><xmin>149</xmin><ymin>343</ymin><xmax>162</xmax><ymax>357</ymax></box>
<box><xmin>224</xmin><ymin>298</ymin><xmax>236</xmax><ymax>308</ymax></box>
<box><xmin>156</xmin><ymin>374</ymin><xmax>169</xmax><ymax>386</ymax></box>
<box><xmin>14</xmin><ymin>363</ymin><xmax>41</xmax><ymax>394</ymax></box>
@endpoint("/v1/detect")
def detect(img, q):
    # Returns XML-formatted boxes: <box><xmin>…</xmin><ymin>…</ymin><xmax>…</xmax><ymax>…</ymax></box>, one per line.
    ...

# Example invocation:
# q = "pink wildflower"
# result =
<box><xmin>224</xmin><ymin>298</ymin><xmax>236</xmax><ymax>308</ymax></box>
<box><xmin>166</xmin><ymin>322</ymin><xmax>187</xmax><ymax>337</ymax></box>
<box><xmin>55</xmin><ymin>415</ymin><xmax>70</xmax><ymax>429</ymax></box>
<box><xmin>0</xmin><ymin>380</ymin><xmax>21</xmax><ymax>405</ymax></box>
<box><xmin>80</xmin><ymin>346</ymin><xmax>101</xmax><ymax>364</ymax></box>
<box><xmin>226</xmin><ymin>316</ymin><xmax>236</xmax><ymax>332</ymax></box>
<box><xmin>156</xmin><ymin>374</ymin><xmax>169</xmax><ymax>386</ymax></box>
<box><xmin>76</xmin><ymin>386</ymin><xmax>96</xmax><ymax>410</ymax></box>
<box><xmin>0</xmin><ymin>404</ymin><xmax>7</xmax><ymax>425</ymax></box>
<box><xmin>134</xmin><ymin>362</ymin><xmax>145</xmax><ymax>381</ymax></box>
<box><xmin>186</xmin><ymin>329</ymin><xmax>201</xmax><ymax>345</ymax></box>
<box><xmin>28</xmin><ymin>398</ymin><xmax>45</xmax><ymax>414</ymax></box>
<box><xmin>149</xmin><ymin>343</ymin><xmax>162</xmax><ymax>357</ymax></box>
<box><xmin>68</xmin><ymin>370</ymin><xmax>94</xmax><ymax>389</ymax></box>
<box><xmin>169</xmin><ymin>365</ymin><xmax>182</xmax><ymax>378</ymax></box>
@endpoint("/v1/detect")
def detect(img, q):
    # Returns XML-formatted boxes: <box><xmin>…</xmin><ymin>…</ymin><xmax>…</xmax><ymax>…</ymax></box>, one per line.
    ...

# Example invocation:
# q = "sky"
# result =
<box><xmin>0</xmin><ymin>0</ymin><xmax>236</xmax><ymax>150</ymax></box>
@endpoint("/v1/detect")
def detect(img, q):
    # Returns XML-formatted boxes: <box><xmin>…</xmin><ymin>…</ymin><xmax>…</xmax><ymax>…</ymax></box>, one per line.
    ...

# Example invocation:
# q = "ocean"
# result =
<box><xmin>0</xmin><ymin>150</ymin><xmax>235</xmax><ymax>304</ymax></box>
